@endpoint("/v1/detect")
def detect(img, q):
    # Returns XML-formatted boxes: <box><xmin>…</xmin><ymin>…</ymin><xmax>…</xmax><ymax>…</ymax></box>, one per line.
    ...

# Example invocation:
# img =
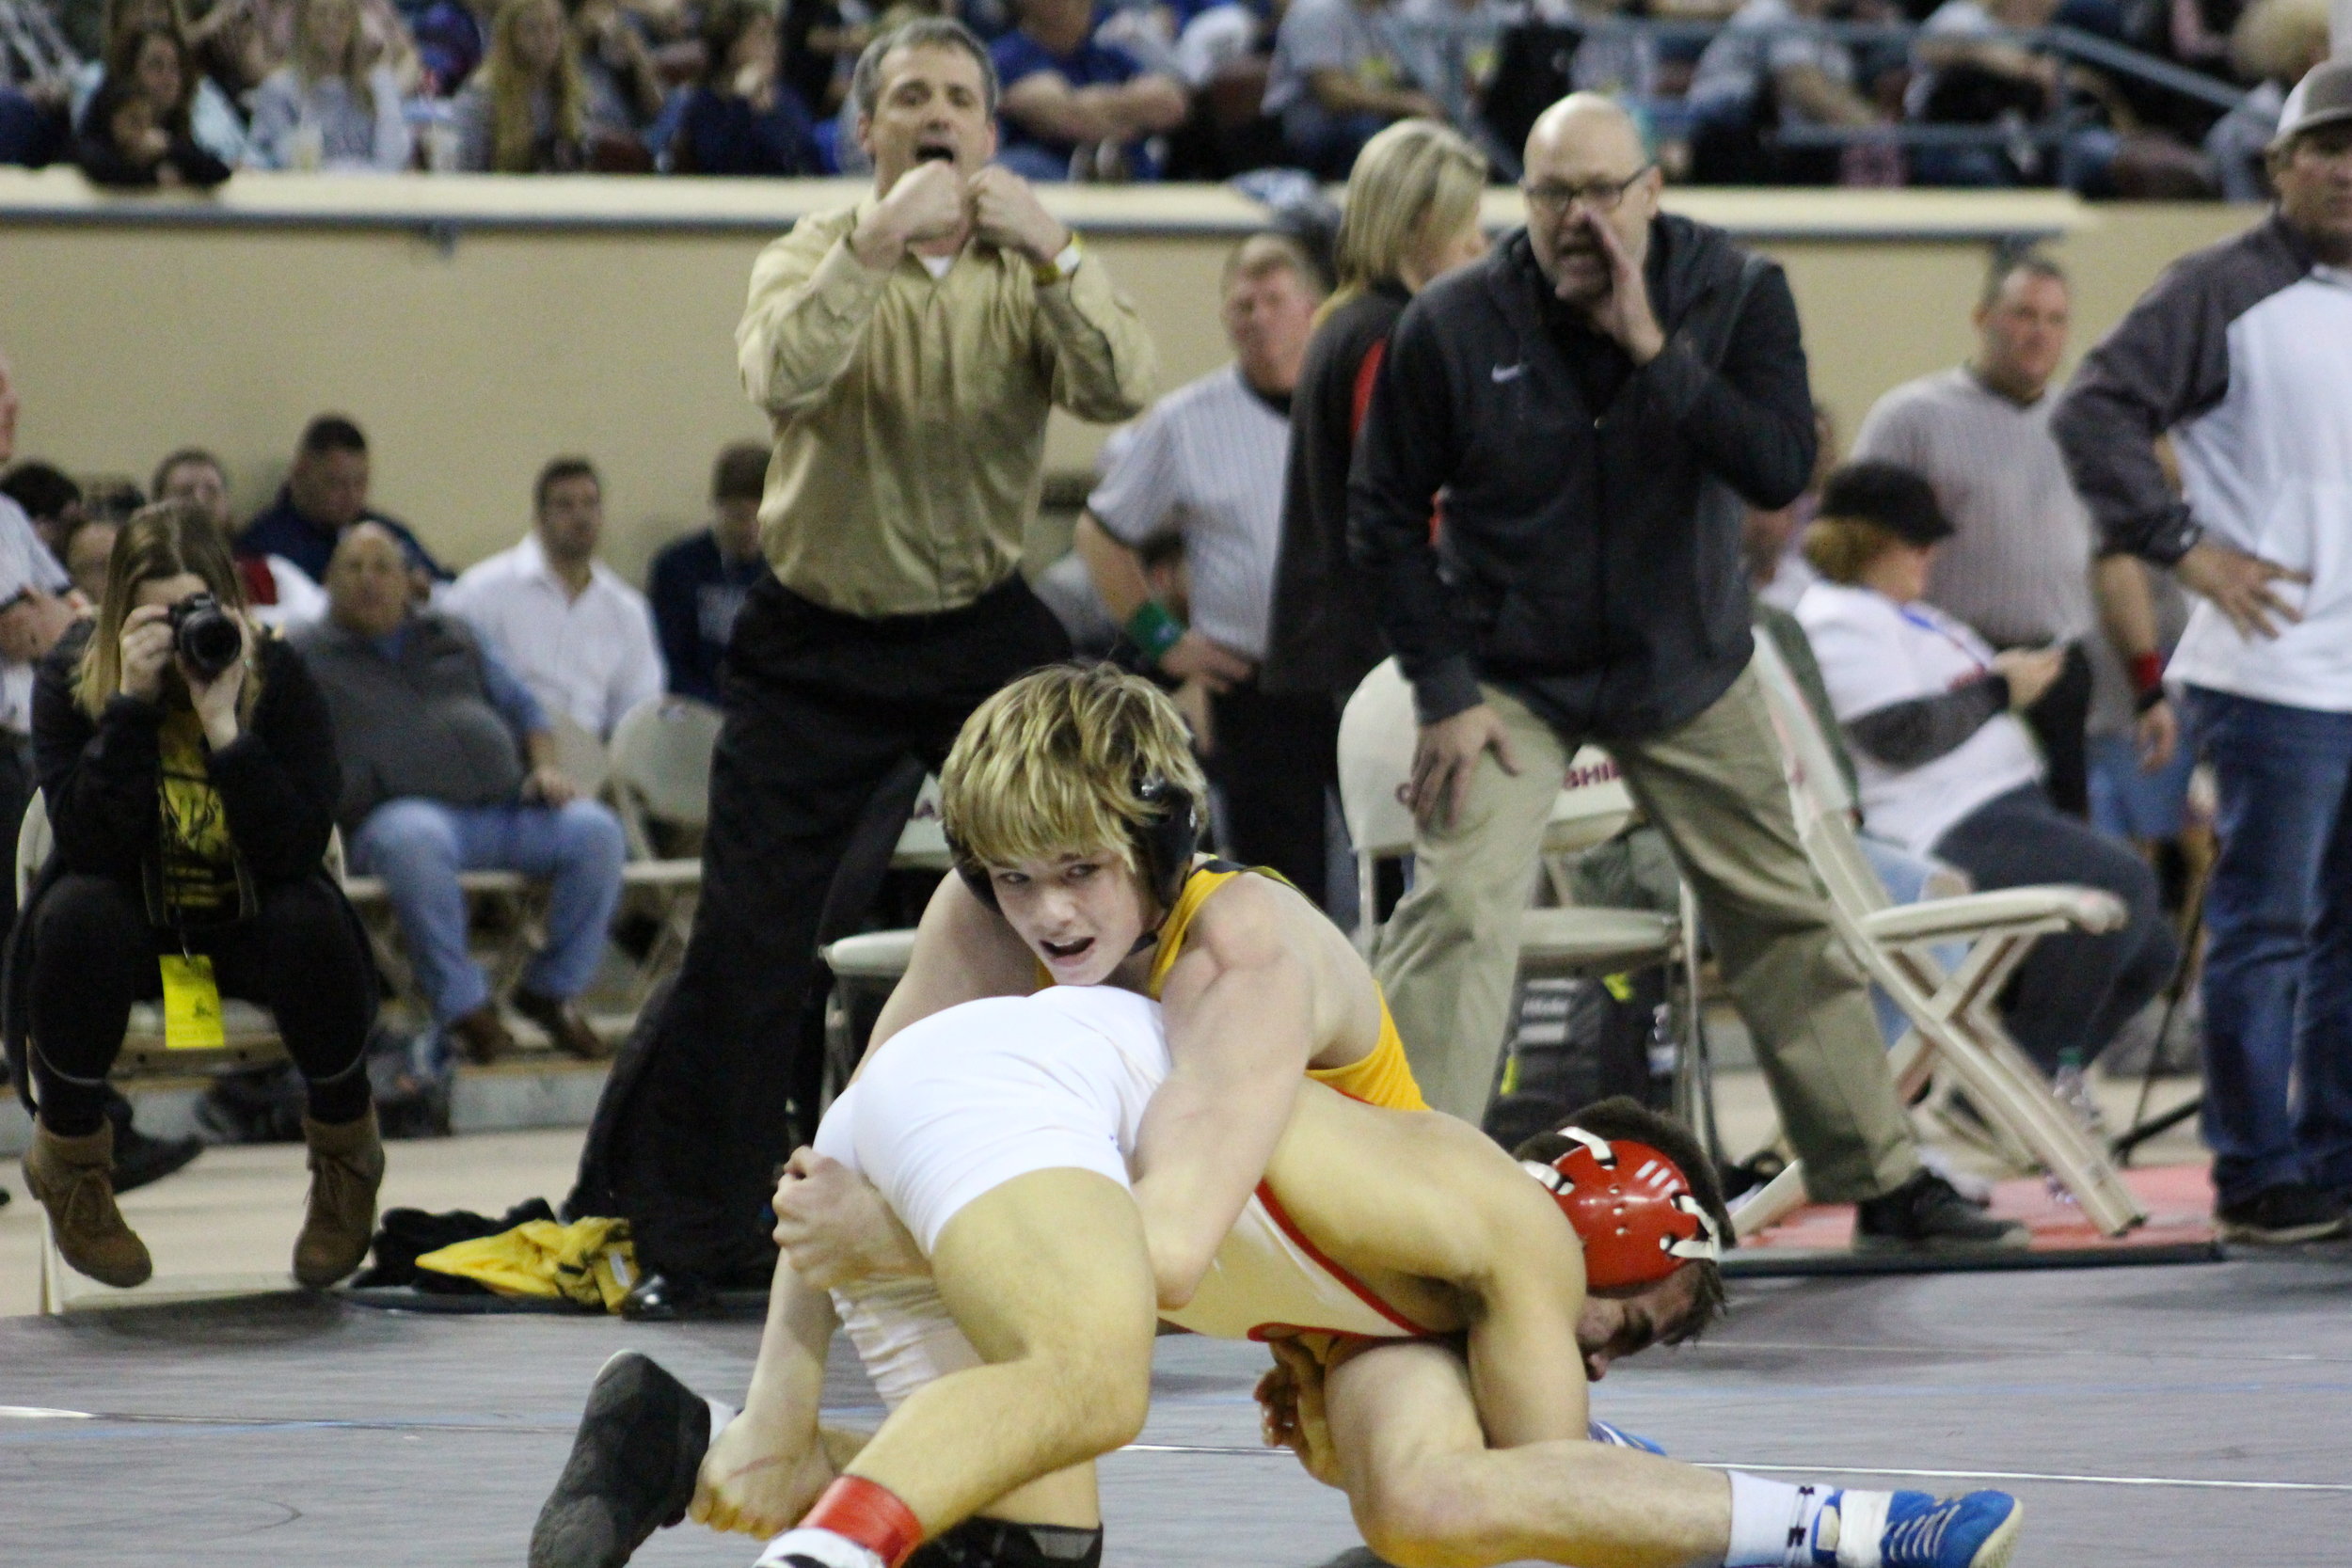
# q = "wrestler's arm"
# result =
<box><xmin>691</xmin><ymin>1252</ymin><xmax>855</xmax><ymax>1537</ymax></box>
<box><xmin>866</xmin><ymin>872</ymin><xmax>1040</xmax><ymax>1058</ymax></box>
<box><xmin>1133</xmin><ymin>878</ymin><xmax>1318</xmax><ymax>1308</ymax></box>
<box><xmin>1262</xmin><ymin>1085</ymin><xmax>1591</xmax><ymax>1448</ymax></box>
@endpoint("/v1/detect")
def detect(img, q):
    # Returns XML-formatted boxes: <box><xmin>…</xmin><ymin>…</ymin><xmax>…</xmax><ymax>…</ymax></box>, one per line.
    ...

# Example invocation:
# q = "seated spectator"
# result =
<box><xmin>990</xmin><ymin>0</ymin><xmax>1187</xmax><ymax>181</ymax></box>
<box><xmin>58</xmin><ymin>512</ymin><xmax>118</xmax><ymax>601</ymax></box>
<box><xmin>153</xmin><ymin>445</ymin><xmax>327</xmax><ymax>623</ymax></box>
<box><xmin>238</xmin><ymin>414</ymin><xmax>451</xmax><ymax>586</ymax></box>
<box><xmin>780</xmin><ymin>0</ymin><xmax>869</xmax><ymax>114</ymax></box>
<box><xmin>294</xmin><ymin>523</ymin><xmax>626</xmax><ymax>1064</ymax></box>
<box><xmin>249</xmin><ymin>0</ymin><xmax>426</xmax><ymax>92</ymax></box>
<box><xmin>646</xmin><ymin>439</ymin><xmax>770</xmax><ymax>705</ymax></box>
<box><xmin>1261</xmin><ymin>0</ymin><xmax>1443</xmax><ymax>178</ymax></box>
<box><xmin>74</xmin><ymin>24</ymin><xmax>233</xmax><ymax>185</ymax></box>
<box><xmin>70</xmin><ymin>0</ymin><xmax>251</xmax><ymax>166</ymax></box>
<box><xmin>409</xmin><ymin>0</ymin><xmax>490</xmax><ymax>92</ymax></box>
<box><xmin>1687</xmin><ymin>0</ymin><xmax>1897</xmax><ymax>183</ymax></box>
<box><xmin>2204</xmin><ymin>0</ymin><xmax>2331</xmax><ymax>201</ymax></box>
<box><xmin>19</xmin><ymin>502</ymin><xmax>383</xmax><ymax>1291</ymax></box>
<box><xmin>570</xmin><ymin>0</ymin><xmax>670</xmax><ymax>155</ymax></box>
<box><xmin>0</xmin><ymin>460</ymin><xmax>86</xmax><ymax>554</ymax></box>
<box><xmin>1794</xmin><ymin>462</ymin><xmax>2178</xmax><ymax>1074</ymax></box>
<box><xmin>671</xmin><ymin>0</ymin><xmax>822</xmax><ymax>174</ymax></box>
<box><xmin>246</xmin><ymin>0</ymin><xmax>415</xmax><ymax>169</ymax></box>
<box><xmin>453</xmin><ymin>0</ymin><xmax>590</xmax><ymax>171</ymax></box>
<box><xmin>446</xmin><ymin>456</ymin><xmax>664</xmax><ymax>739</ymax></box>
<box><xmin>1398</xmin><ymin>0</ymin><xmax>1511</xmax><ymax>138</ymax></box>
<box><xmin>1906</xmin><ymin>0</ymin><xmax>2117</xmax><ymax>188</ymax></box>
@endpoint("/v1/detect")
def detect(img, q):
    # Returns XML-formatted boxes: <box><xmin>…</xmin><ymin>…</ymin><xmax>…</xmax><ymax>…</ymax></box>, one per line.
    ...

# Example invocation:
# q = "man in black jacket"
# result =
<box><xmin>1352</xmin><ymin>93</ymin><xmax>2013</xmax><ymax>1249</ymax></box>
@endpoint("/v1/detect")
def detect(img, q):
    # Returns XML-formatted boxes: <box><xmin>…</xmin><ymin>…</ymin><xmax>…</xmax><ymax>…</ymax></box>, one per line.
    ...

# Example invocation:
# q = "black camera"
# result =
<box><xmin>168</xmin><ymin>594</ymin><xmax>244</xmax><ymax>681</ymax></box>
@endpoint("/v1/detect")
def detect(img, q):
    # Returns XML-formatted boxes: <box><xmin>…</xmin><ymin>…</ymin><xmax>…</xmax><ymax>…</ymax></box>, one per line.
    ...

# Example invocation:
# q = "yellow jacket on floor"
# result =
<box><xmin>415</xmin><ymin>1216</ymin><xmax>638</xmax><ymax>1311</ymax></box>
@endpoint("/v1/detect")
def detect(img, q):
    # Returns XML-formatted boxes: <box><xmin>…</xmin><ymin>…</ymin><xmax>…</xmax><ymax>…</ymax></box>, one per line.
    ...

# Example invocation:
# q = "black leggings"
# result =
<box><xmin>27</xmin><ymin>874</ymin><xmax>376</xmax><ymax>1137</ymax></box>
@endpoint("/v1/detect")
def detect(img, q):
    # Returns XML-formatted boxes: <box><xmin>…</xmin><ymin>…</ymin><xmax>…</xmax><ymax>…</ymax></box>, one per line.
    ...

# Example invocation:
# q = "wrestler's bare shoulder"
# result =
<box><xmin>1180</xmin><ymin>873</ymin><xmax>1384</xmax><ymax>1066</ymax></box>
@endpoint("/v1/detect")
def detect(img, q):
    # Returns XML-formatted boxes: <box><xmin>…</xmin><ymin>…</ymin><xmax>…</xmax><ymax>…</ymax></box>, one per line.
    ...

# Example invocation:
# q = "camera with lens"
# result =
<box><xmin>168</xmin><ymin>594</ymin><xmax>245</xmax><ymax>682</ymax></box>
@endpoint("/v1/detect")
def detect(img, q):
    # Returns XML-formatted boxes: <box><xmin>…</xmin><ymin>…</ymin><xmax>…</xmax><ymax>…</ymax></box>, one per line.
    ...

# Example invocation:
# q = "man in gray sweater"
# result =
<box><xmin>295</xmin><ymin>525</ymin><xmax>625</xmax><ymax>1066</ymax></box>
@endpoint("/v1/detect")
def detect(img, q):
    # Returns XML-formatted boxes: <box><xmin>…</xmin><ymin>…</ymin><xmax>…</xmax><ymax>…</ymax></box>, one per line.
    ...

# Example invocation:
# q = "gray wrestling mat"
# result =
<box><xmin>6</xmin><ymin>1248</ymin><xmax>2351</xmax><ymax>1566</ymax></box>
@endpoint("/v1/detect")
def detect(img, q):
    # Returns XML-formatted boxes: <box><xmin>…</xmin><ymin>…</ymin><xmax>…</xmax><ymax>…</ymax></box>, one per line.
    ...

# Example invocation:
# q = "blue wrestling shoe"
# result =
<box><xmin>1806</xmin><ymin>1489</ymin><xmax>2022</xmax><ymax>1568</ymax></box>
<box><xmin>1586</xmin><ymin>1419</ymin><xmax>1665</xmax><ymax>1455</ymax></box>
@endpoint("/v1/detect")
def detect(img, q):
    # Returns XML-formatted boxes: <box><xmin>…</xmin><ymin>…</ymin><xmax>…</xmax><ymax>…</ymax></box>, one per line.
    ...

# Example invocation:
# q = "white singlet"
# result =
<box><xmin>813</xmin><ymin>988</ymin><xmax>1426</xmax><ymax>1409</ymax></box>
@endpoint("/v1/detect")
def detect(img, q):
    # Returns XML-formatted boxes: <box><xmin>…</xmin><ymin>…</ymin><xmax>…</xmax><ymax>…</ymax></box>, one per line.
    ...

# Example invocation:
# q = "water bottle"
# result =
<box><xmin>2044</xmin><ymin>1048</ymin><xmax>2104</xmax><ymax>1203</ymax></box>
<box><xmin>1646</xmin><ymin>1002</ymin><xmax>1678</xmax><ymax>1091</ymax></box>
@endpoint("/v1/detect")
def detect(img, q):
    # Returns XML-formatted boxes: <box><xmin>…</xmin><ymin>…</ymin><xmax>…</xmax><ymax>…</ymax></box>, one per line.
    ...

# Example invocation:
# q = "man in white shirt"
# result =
<box><xmin>1073</xmin><ymin>234</ymin><xmax>1337</xmax><ymax>902</ymax></box>
<box><xmin>448</xmin><ymin>457</ymin><xmax>666</xmax><ymax>740</ymax></box>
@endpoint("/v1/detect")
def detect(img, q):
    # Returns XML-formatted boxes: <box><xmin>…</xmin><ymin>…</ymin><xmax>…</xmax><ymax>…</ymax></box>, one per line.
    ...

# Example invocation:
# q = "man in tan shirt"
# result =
<box><xmin>571</xmin><ymin>15</ymin><xmax>1157</xmax><ymax>1318</ymax></box>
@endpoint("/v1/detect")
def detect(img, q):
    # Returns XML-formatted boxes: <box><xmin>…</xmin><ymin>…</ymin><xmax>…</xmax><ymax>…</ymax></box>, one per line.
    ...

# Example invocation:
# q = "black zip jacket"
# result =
<box><xmin>1348</xmin><ymin>215</ymin><xmax>1816</xmax><ymax>738</ymax></box>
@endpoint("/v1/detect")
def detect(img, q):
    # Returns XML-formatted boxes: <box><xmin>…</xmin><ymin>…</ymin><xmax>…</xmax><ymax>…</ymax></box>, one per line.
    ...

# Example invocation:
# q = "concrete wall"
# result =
<box><xmin>0</xmin><ymin>170</ymin><xmax>2253</xmax><ymax>584</ymax></box>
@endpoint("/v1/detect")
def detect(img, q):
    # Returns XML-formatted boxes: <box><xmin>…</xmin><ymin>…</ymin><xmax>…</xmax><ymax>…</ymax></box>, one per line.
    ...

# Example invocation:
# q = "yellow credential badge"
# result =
<box><xmin>158</xmin><ymin>955</ymin><xmax>228</xmax><ymax>1052</ymax></box>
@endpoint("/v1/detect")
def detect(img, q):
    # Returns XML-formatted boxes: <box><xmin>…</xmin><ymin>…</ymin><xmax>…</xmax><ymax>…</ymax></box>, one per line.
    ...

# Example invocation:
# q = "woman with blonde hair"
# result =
<box><xmin>453</xmin><ymin>0</ymin><xmax>588</xmax><ymax>171</ymax></box>
<box><xmin>247</xmin><ymin>0</ymin><xmax>415</xmax><ymax>169</ymax></box>
<box><xmin>1263</xmin><ymin>117</ymin><xmax>1489</xmax><ymax>707</ymax></box>
<box><xmin>9</xmin><ymin>501</ymin><xmax>384</xmax><ymax>1293</ymax></box>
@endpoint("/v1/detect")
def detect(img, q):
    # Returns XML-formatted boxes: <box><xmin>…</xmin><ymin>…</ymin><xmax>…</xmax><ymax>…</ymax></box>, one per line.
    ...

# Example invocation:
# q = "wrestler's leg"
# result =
<box><xmin>1262</xmin><ymin>1085</ymin><xmax>1589</xmax><ymax>1445</ymax></box>
<box><xmin>1324</xmin><ymin>1339</ymin><xmax>1727</xmax><ymax>1568</ymax></box>
<box><xmin>841</xmin><ymin>1167</ymin><xmax>1156</xmax><ymax>1536</ymax></box>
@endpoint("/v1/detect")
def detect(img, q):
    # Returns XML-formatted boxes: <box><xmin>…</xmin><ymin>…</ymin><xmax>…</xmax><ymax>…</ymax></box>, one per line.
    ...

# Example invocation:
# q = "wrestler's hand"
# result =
<box><xmin>1256</xmin><ymin>1338</ymin><xmax>1343</xmax><ymax>1489</ymax></box>
<box><xmin>691</xmin><ymin>1412</ymin><xmax>835</xmax><ymax>1538</ymax></box>
<box><xmin>771</xmin><ymin>1148</ymin><xmax>930</xmax><ymax>1288</ymax></box>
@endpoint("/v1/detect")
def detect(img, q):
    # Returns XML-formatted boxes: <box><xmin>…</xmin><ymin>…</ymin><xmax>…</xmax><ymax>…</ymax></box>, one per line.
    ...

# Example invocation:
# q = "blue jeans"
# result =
<box><xmin>2184</xmin><ymin>688</ymin><xmax>2352</xmax><ymax>1205</ymax></box>
<box><xmin>1857</xmin><ymin>834</ymin><xmax>1968</xmax><ymax>1047</ymax></box>
<box><xmin>1280</xmin><ymin>101</ymin><xmax>1388</xmax><ymax>179</ymax></box>
<box><xmin>352</xmin><ymin>798</ymin><xmax>627</xmax><ymax>1023</ymax></box>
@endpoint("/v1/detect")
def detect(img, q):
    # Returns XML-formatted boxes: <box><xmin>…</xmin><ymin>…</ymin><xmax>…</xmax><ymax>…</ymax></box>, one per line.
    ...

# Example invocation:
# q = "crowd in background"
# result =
<box><xmin>0</xmin><ymin>0</ymin><xmax>2334</xmax><ymax>190</ymax></box>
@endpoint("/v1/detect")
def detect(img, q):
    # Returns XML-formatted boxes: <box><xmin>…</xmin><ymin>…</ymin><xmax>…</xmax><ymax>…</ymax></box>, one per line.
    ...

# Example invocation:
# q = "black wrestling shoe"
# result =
<box><xmin>530</xmin><ymin>1351</ymin><xmax>712</xmax><ymax>1568</ymax></box>
<box><xmin>1852</xmin><ymin>1170</ymin><xmax>2028</xmax><ymax>1253</ymax></box>
<box><xmin>619</xmin><ymin>1271</ymin><xmax>725</xmax><ymax>1322</ymax></box>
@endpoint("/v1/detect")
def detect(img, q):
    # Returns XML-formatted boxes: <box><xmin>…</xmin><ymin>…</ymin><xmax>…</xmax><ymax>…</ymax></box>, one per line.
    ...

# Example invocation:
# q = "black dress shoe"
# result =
<box><xmin>1852</xmin><ymin>1169</ymin><xmax>2029</xmax><ymax>1252</ymax></box>
<box><xmin>620</xmin><ymin>1271</ymin><xmax>724</xmax><ymax>1322</ymax></box>
<box><xmin>530</xmin><ymin>1351</ymin><xmax>711</xmax><ymax>1568</ymax></box>
<box><xmin>111</xmin><ymin>1123</ymin><xmax>204</xmax><ymax>1195</ymax></box>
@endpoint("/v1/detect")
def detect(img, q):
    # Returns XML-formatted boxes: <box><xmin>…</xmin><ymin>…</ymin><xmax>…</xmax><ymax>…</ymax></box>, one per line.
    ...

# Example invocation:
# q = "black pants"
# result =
<box><xmin>0</xmin><ymin>736</ymin><xmax>30</xmax><ymax>939</ymax></box>
<box><xmin>1932</xmin><ymin>784</ymin><xmax>2179</xmax><ymax>1074</ymax></box>
<box><xmin>596</xmin><ymin>574</ymin><xmax>1070</xmax><ymax>1279</ymax></box>
<box><xmin>26</xmin><ymin>875</ymin><xmax>375</xmax><ymax>1136</ymax></box>
<box><xmin>1206</xmin><ymin>679</ymin><xmax>1341</xmax><ymax>909</ymax></box>
<box><xmin>2015</xmin><ymin>641</ymin><xmax>2092</xmax><ymax>819</ymax></box>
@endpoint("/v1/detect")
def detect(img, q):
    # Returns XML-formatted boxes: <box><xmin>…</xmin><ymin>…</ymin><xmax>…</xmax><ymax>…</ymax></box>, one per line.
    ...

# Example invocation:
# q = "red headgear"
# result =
<box><xmin>1521</xmin><ymin>1127</ymin><xmax>1723</xmax><ymax>1289</ymax></box>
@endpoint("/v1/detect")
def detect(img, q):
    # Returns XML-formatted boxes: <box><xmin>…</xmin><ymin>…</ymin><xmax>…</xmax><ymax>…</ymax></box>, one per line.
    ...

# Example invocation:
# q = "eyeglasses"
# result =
<box><xmin>1521</xmin><ymin>166</ymin><xmax>1654</xmax><ymax>214</ymax></box>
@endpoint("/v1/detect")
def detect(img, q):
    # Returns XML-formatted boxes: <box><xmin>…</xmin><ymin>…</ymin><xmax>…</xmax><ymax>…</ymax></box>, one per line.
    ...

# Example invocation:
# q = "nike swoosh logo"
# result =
<box><xmin>1491</xmin><ymin>364</ymin><xmax>1527</xmax><ymax>382</ymax></box>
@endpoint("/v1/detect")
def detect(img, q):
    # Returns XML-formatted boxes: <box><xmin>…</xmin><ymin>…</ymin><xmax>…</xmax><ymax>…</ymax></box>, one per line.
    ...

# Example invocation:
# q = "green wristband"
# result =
<box><xmin>1125</xmin><ymin>600</ymin><xmax>1186</xmax><ymax>663</ymax></box>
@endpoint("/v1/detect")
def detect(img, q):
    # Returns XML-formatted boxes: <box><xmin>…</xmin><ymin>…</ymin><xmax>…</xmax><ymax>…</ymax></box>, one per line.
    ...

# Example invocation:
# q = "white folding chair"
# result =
<box><xmin>1737</xmin><ymin>639</ymin><xmax>2148</xmax><ymax>1239</ymax></box>
<box><xmin>548</xmin><ymin>711</ymin><xmax>612</xmax><ymax>800</ymax></box>
<box><xmin>891</xmin><ymin>774</ymin><xmax>954</xmax><ymax>873</ymax></box>
<box><xmin>603</xmin><ymin>694</ymin><xmax>724</xmax><ymax>1004</ymax></box>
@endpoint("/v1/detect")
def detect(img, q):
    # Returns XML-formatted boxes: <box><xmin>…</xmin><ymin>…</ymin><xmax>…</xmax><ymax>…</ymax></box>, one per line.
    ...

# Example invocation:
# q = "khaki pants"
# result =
<box><xmin>1371</xmin><ymin>668</ymin><xmax>1920</xmax><ymax>1202</ymax></box>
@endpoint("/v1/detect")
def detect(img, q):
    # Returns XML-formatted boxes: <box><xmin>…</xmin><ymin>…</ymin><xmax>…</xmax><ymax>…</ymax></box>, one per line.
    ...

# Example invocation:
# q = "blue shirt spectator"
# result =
<box><xmin>991</xmin><ymin>0</ymin><xmax>1187</xmax><ymax>181</ymax></box>
<box><xmin>647</xmin><ymin>439</ymin><xmax>771</xmax><ymax>705</ymax></box>
<box><xmin>237</xmin><ymin>416</ymin><xmax>452</xmax><ymax>586</ymax></box>
<box><xmin>675</xmin><ymin>76</ymin><xmax>822</xmax><ymax>173</ymax></box>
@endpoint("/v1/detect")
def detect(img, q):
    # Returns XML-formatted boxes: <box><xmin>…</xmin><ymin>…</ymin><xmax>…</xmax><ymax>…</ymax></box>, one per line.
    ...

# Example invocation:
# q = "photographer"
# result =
<box><xmin>9</xmin><ymin>502</ymin><xmax>382</xmax><ymax>1291</ymax></box>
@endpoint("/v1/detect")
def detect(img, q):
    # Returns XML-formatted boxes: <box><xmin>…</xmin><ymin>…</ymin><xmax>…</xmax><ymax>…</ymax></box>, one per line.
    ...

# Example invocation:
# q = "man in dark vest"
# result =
<box><xmin>294</xmin><ymin>524</ymin><xmax>624</xmax><ymax>1066</ymax></box>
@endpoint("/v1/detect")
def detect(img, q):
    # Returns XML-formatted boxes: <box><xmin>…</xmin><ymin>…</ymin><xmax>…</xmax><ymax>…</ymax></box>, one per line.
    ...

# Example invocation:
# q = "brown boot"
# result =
<box><xmin>447</xmin><ymin>1003</ymin><xmax>516</xmax><ymax>1065</ymax></box>
<box><xmin>294</xmin><ymin>1108</ymin><xmax>386</xmax><ymax>1290</ymax></box>
<box><xmin>24</xmin><ymin>1121</ymin><xmax>153</xmax><ymax>1289</ymax></box>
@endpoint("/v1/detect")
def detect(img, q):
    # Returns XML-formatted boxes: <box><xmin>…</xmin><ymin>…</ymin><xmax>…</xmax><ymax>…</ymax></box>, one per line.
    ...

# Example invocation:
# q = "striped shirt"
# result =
<box><xmin>1089</xmin><ymin>364</ymin><xmax>1291</xmax><ymax>660</ymax></box>
<box><xmin>1852</xmin><ymin>366</ymin><xmax>2095</xmax><ymax>648</ymax></box>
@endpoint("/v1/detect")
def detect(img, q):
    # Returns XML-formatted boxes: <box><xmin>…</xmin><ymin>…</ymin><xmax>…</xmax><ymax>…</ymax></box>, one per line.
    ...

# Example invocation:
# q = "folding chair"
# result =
<box><xmin>1336</xmin><ymin>659</ymin><xmax>1695</xmax><ymax>1118</ymax></box>
<box><xmin>1737</xmin><ymin>639</ymin><xmax>2148</xmax><ymax>1239</ymax></box>
<box><xmin>14</xmin><ymin>793</ymin><xmax>303</xmax><ymax>1312</ymax></box>
<box><xmin>603</xmin><ymin>695</ymin><xmax>723</xmax><ymax>1004</ymax></box>
<box><xmin>548</xmin><ymin>711</ymin><xmax>612</xmax><ymax>800</ymax></box>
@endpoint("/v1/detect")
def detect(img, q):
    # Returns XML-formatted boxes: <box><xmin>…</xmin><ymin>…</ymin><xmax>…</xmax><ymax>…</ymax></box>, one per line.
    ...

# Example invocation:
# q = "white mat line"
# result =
<box><xmin>1120</xmin><ymin>1445</ymin><xmax>2352</xmax><ymax>1494</ymax></box>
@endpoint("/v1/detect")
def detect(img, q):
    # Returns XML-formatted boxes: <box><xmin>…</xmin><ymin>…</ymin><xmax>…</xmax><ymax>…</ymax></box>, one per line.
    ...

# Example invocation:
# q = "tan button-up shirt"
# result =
<box><xmin>736</xmin><ymin>201</ymin><xmax>1158</xmax><ymax>618</ymax></box>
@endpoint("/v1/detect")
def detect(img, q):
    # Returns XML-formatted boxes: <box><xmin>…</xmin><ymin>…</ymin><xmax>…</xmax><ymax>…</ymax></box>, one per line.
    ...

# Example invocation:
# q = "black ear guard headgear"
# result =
<box><xmin>951</xmin><ymin>770</ymin><xmax>1200</xmax><ymax>918</ymax></box>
